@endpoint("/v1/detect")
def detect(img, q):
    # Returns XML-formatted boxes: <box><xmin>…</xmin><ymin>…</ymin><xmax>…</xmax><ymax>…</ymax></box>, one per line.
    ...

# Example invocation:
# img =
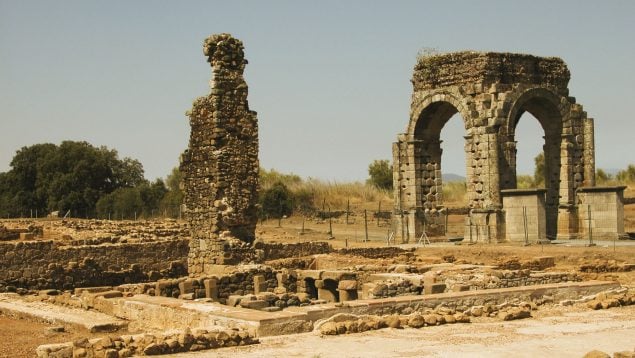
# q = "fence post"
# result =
<box><xmin>587</xmin><ymin>204</ymin><xmax>593</xmax><ymax>246</ymax></box>
<box><xmin>364</xmin><ymin>209</ymin><xmax>369</xmax><ymax>242</ymax></box>
<box><xmin>346</xmin><ymin>199</ymin><xmax>350</xmax><ymax>225</ymax></box>
<box><xmin>301</xmin><ymin>218</ymin><xmax>305</xmax><ymax>235</ymax></box>
<box><xmin>523</xmin><ymin>206</ymin><xmax>529</xmax><ymax>246</ymax></box>
<box><xmin>444</xmin><ymin>209</ymin><xmax>448</xmax><ymax>235</ymax></box>
<box><xmin>377</xmin><ymin>201</ymin><xmax>381</xmax><ymax>226</ymax></box>
<box><xmin>328</xmin><ymin>206</ymin><xmax>333</xmax><ymax>238</ymax></box>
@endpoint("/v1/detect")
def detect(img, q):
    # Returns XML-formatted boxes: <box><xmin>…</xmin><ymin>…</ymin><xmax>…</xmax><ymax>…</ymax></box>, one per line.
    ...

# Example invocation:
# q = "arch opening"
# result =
<box><xmin>406</xmin><ymin>100</ymin><xmax>470</xmax><ymax>237</ymax></box>
<box><xmin>501</xmin><ymin>94</ymin><xmax>563</xmax><ymax>238</ymax></box>
<box><xmin>304</xmin><ymin>278</ymin><xmax>317</xmax><ymax>300</ymax></box>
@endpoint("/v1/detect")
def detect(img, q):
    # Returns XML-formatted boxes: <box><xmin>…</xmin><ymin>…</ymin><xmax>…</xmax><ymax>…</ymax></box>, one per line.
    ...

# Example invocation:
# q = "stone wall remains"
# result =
<box><xmin>364</xmin><ymin>270</ymin><xmax>580</xmax><ymax>299</ymax></box>
<box><xmin>262</xmin><ymin>242</ymin><xmax>331</xmax><ymax>260</ymax></box>
<box><xmin>336</xmin><ymin>247</ymin><xmax>411</xmax><ymax>259</ymax></box>
<box><xmin>0</xmin><ymin>239</ymin><xmax>188</xmax><ymax>290</ymax></box>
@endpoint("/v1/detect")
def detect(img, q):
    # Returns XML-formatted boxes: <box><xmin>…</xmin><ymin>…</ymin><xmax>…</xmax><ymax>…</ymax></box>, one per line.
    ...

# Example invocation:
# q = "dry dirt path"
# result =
<box><xmin>172</xmin><ymin>305</ymin><xmax>635</xmax><ymax>358</ymax></box>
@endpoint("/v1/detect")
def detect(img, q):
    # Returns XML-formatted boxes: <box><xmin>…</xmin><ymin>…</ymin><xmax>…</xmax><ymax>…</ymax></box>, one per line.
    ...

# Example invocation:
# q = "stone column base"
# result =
<box><xmin>465</xmin><ymin>208</ymin><xmax>505</xmax><ymax>243</ymax></box>
<box><xmin>556</xmin><ymin>204</ymin><xmax>579</xmax><ymax>240</ymax></box>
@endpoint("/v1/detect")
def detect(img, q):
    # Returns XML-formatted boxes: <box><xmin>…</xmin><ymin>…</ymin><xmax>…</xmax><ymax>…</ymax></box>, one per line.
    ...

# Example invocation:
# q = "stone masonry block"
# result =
<box><xmin>203</xmin><ymin>278</ymin><xmax>219</xmax><ymax>300</ymax></box>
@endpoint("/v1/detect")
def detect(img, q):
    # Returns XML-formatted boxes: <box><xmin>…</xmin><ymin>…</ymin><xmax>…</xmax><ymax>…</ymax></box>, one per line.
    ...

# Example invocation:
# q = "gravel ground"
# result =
<box><xmin>169</xmin><ymin>305</ymin><xmax>635</xmax><ymax>358</ymax></box>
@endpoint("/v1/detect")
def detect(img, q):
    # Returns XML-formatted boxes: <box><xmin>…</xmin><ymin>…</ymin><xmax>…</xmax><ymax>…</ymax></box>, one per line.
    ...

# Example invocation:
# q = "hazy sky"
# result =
<box><xmin>1</xmin><ymin>1</ymin><xmax>634</xmax><ymax>182</ymax></box>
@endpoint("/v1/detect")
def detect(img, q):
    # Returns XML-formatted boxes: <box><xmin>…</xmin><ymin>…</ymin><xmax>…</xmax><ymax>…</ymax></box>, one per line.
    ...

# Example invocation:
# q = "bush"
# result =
<box><xmin>616</xmin><ymin>165</ymin><xmax>635</xmax><ymax>183</ymax></box>
<box><xmin>259</xmin><ymin>182</ymin><xmax>294</xmax><ymax>220</ymax></box>
<box><xmin>367</xmin><ymin>160</ymin><xmax>393</xmax><ymax>190</ymax></box>
<box><xmin>96</xmin><ymin>187</ymin><xmax>144</xmax><ymax>220</ymax></box>
<box><xmin>596</xmin><ymin>169</ymin><xmax>613</xmax><ymax>184</ymax></box>
<box><xmin>292</xmin><ymin>187</ymin><xmax>316</xmax><ymax>215</ymax></box>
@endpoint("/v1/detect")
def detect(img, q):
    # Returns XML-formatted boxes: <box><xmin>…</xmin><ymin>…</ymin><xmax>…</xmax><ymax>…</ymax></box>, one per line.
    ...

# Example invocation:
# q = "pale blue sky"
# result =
<box><xmin>1</xmin><ymin>1</ymin><xmax>634</xmax><ymax>181</ymax></box>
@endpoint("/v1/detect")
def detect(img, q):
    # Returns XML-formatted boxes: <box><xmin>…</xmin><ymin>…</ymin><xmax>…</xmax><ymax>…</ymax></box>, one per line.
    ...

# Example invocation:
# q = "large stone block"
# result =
<box><xmin>203</xmin><ymin>278</ymin><xmax>218</xmax><ymax>300</ymax></box>
<box><xmin>253</xmin><ymin>275</ymin><xmax>267</xmax><ymax>294</ymax></box>
<box><xmin>317</xmin><ymin>288</ymin><xmax>338</xmax><ymax>303</ymax></box>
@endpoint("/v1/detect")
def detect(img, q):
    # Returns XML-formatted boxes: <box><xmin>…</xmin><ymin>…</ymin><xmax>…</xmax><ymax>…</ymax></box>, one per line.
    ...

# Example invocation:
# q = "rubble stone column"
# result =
<box><xmin>181</xmin><ymin>34</ymin><xmax>259</xmax><ymax>274</ymax></box>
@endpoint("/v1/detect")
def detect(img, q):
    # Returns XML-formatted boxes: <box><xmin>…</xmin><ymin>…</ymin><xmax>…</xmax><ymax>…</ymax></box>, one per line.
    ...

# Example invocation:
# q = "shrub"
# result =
<box><xmin>259</xmin><ymin>182</ymin><xmax>293</xmax><ymax>219</ymax></box>
<box><xmin>367</xmin><ymin>160</ymin><xmax>393</xmax><ymax>190</ymax></box>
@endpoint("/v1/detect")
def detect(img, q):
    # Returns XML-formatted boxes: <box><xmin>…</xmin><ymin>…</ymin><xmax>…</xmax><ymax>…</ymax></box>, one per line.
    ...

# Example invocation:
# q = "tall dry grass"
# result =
<box><xmin>260</xmin><ymin>168</ymin><xmax>393</xmax><ymax>212</ymax></box>
<box><xmin>260</xmin><ymin>165</ymin><xmax>635</xmax><ymax>215</ymax></box>
<box><xmin>442</xmin><ymin>181</ymin><xmax>467</xmax><ymax>207</ymax></box>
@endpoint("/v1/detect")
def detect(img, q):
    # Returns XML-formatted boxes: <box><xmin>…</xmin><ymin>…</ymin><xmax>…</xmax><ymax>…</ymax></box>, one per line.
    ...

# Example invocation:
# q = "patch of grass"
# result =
<box><xmin>260</xmin><ymin>168</ymin><xmax>393</xmax><ymax>213</ymax></box>
<box><xmin>443</xmin><ymin>181</ymin><xmax>466</xmax><ymax>207</ymax></box>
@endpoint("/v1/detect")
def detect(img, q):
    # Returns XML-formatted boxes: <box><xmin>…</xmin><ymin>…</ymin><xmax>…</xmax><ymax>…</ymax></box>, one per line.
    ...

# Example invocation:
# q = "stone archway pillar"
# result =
<box><xmin>583</xmin><ymin>118</ymin><xmax>596</xmax><ymax>187</ymax></box>
<box><xmin>393</xmin><ymin>133</ymin><xmax>447</xmax><ymax>242</ymax></box>
<box><xmin>464</xmin><ymin>125</ymin><xmax>505</xmax><ymax>242</ymax></box>
<box><xmin>557</xmin><ymin>135</ymin><xmax>579</xmax><ymax>239</ymax></box>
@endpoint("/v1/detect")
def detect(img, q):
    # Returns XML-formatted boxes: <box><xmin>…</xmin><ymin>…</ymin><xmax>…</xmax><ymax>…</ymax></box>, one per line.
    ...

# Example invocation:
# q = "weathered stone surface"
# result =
<box><xmin>0</xmin><ymin>238</ymin><xmax>188</xmax><ymax>290</ymax></box>
<box><xmin>407</xmin><ymin>314</ymin><xmax>425</xmax><ymax>328</ymax></box>
<box><xmin>582</xmin><ymin>350</ymin><xmax>610</xmax><ymax>358</ymax></box>
<box><xmin>337</xmin><ymin>280</ymin><xmax>357</xmax><ymax>290</ymax></box>
<box><xmin>181</xmin><ymin>33</ymin><xmax>259</xmax><ymax>274</ymax></box>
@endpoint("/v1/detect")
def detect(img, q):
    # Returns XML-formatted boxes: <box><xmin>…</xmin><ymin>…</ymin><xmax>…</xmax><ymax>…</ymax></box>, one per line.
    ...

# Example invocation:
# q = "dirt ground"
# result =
<box><xmin>0</xmin><ymin>313</ymin><xmax>108</xmax><ymax>358</ymax></box>
<box><xmin>259</xmin><ymin>211</ymin><xmax>635</xmax><ymax>286</ymax></box>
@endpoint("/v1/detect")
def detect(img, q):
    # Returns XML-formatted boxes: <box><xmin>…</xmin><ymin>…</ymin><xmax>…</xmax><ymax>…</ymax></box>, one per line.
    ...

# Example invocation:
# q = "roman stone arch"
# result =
<box><xmin>408</xmin><ymin>92</ymin><xmax>473</xmax><ymax>135</ymax></box>
<box><xmin>393</xmin><ymin>51</ymin><xmax>597</xmax><ymax>242</ymax></box>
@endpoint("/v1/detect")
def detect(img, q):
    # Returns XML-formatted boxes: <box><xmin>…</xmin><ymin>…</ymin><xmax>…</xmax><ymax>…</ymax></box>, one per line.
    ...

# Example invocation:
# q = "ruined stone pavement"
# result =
<box><xmin>169</xmin><ymin>304</ymin><xmax>635</xmax><ymax>358</ymax></box>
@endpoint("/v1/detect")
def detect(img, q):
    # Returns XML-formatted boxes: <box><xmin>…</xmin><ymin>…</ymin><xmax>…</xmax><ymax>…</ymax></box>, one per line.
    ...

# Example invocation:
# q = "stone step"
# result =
<box><xmin>0</xmin><ymin>293</ymin><xmax>127</xmax><ymax>333</ymax></box>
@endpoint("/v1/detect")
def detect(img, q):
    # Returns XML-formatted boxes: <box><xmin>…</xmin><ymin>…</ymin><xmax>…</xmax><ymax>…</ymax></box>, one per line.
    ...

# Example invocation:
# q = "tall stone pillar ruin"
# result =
<box><xmin>180</xmin><ymin>34</ymin><xmax>259</xmax><ymax>274</ymax></box>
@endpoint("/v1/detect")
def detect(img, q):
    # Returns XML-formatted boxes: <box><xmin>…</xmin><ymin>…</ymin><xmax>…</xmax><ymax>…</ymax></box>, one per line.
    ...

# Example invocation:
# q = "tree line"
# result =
<box><xmin>2</xmin><ymin>141</ymin><xmax>631</xmax><ymax>220</ymax></box>
<box><xmin>0</xmin><ymin>141</ymin><xmax>182</xmax><ymax>219</ymax></box>
<box><xmin>0</xmin><ymin>141</ymin><xmax>390</xmax><ymax>220</ymax></box>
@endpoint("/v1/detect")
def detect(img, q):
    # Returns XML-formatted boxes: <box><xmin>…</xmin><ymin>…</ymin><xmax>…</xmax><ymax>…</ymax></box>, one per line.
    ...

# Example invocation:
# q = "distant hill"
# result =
<box><xmin>443</xmin><ymin>173</ymin><xmax>465</xmax><ymax>182</ymax></box>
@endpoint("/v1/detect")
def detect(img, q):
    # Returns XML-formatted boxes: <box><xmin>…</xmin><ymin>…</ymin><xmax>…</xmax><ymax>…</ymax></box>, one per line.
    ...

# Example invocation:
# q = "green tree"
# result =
<box><xmin>367</xmin><ymin>159</ymin><xmax>393</xmax><ymax>190</ymax></box>
<box><xmin>139</xmin><ymin>179</ymin><xmax>168</xmax><ymax>217</ymax></box>
<box><xmin>616</xmin><ymin>164</ymin><xmax>635</xmax><ymax>183</ymax></box>
<box><xmin>0</xmin><ymin>141</ymin><xmax>146</xmax><ymax>217</ymax></box>
<box><xmin>516</xmin><ymin>175</ymin><xmax>536</xmax><ymax>189</ymax></box>
<box><xmin>596</xmin><ymin>169</ymin><xmax>613</xmax><ymax>184</ymax></box>
<box><xmin>96</xmin><ymin>187</ymin><xmax>144</xmax><ymax>220</ymax></box>
<box><xmin>259</xmin><ymin>182</ymin><xmax>293</xmax><ymax>220</ymax></box>
<box><xmin>160</xmin><ymin>167</ymin><xmax>184</xmax><ymax>217</ymax></box>
<box><xmin>533</xmin><ymin>152</ymin><xmax>545</xmax><ymax>187</ymax></box>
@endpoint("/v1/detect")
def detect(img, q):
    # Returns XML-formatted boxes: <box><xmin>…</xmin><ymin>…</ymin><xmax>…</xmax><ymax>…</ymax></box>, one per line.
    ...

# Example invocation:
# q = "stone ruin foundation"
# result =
<box><xmin>180</xmin><ymin>33</ymin><xmax>260</xmax><ymax>274</ymax></box>
<box><xmin>393</xmin><ymin>51</ymin><xmax>625</xmax><ymax>242</ymax></box>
